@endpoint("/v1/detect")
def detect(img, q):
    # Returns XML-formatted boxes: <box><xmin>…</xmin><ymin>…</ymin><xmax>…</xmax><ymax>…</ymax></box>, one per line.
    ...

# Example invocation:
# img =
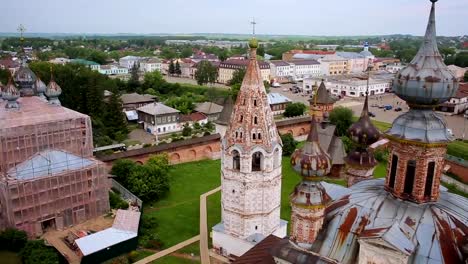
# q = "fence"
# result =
<box><xmin>111</xmin><ymin>178</ymin><xmax>143</xmax><ymax>208</ymax></box>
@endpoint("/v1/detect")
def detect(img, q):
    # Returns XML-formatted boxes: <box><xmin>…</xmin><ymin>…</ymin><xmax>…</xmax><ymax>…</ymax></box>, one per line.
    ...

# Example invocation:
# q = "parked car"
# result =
<box><xmin>395</xmin><ymin>107</ymin><xmax>402</xmax><ymax>112</ymax></box>
<box><xmin>384</xmin><ymin>105</ymin><xmax>393</xmax><ymax>110</ymax></box>
<box><xmin>371</xmin><ymin>103</ymin><xmax>379</xmax><ymax>108</ymax></box>
<box><xmin>369</xmin><ymin>112</ymin><xmax>376</xmax><ymax>117</ymax></box>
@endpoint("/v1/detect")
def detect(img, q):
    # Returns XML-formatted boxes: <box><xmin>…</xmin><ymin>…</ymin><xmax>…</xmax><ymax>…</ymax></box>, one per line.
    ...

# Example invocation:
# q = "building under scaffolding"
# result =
<box><xmin>0</xmin><ymin>95</ymin><xmax>110</xmax><ymax>237</ymax></box>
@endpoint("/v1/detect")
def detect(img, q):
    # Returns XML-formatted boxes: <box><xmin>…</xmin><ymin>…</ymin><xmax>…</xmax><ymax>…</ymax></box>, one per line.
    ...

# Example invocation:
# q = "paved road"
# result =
<box><xmin>200</xmin><ymin>186</ymin><xmax>221</xmax><ymax>264</ymax></box>
<box><xmin>134</xmin><ymin>235</ymin><xmax>201</xmax><ymax>264</ymax></box>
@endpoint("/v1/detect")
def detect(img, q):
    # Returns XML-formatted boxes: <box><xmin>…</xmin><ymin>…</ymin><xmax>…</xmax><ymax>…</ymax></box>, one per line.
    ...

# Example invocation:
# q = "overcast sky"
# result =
<box><xmin>1</xmin><ymin>0</ymin><xmax>467</xmax><ymax>36</ymax></box>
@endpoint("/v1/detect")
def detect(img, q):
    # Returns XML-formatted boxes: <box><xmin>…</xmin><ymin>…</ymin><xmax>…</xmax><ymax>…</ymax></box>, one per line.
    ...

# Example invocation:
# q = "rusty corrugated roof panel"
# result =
<box><xmin>310</xmin><ymin>179</ymin><xmax>468</xmax><ymax>263</ymax></box>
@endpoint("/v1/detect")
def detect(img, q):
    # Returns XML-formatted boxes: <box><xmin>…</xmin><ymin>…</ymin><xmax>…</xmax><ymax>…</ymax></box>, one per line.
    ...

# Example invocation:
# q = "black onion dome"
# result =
<box><xmin>14</xmin><ymin>63</ymin><xmax>36</xmax><ymax>96</ymax></box>
<box><xmin>348</xmin><ymin>95</ymin><xmax>380</xmax><ymax>146</ymax></box>
<box><xmin>291</xmin><ymin>115</ymin><xmax>332</xmax><ymax>177</ymax></box>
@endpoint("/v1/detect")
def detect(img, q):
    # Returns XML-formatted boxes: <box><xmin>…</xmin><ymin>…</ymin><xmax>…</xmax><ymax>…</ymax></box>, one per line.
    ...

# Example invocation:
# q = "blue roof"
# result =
<box><xmin>7</xmin><ymin>150</ymin><xmax>94</xmax><ymax>180</ymax></box>
<box><xmin>268</xmin><ymin>93</ymin><xmax>292</xmax><ymax>105</ymax></box>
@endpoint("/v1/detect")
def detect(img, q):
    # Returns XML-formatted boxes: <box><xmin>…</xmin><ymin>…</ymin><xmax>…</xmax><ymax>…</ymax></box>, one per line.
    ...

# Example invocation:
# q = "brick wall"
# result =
<box><xmin>445</xmin><ymin>157</ymin><xmax>468</xmax><ymax>183</ymax></box>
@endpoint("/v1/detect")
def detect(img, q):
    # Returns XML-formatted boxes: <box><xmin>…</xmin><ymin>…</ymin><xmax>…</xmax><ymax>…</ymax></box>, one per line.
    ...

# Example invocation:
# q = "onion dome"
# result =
<box><xmin>14</xmin><ymin>62</ymin><xmax>36</xmax><ymax>97</ymax></box>
<box><xmin>291</xmin><ymin>116</ymin><xmax>332</xmax><ymax>177</ymax></box>
<box><xmin>249</xmin><ymin>38</ymin><xmax>259</xmax><ymax>49</ymax></box>
<box><xmin>387</xmin><ymin>109</ymin><xmax>452</xmax><ymax>143</ymax></box>
<box><xmin>3</xmin><ymin>77</ymin><xmax>20</xmax><ymax>109</ymax></box>
<box><xmin>348</xmin><ymin>93</ymin><xmax>380</xmax><ymax>146</ymax></box>
<box><xmin>290</xmin><ymin>181</ymin><xmax>331</xmax><ymax>207</ymax></box>
<box><xmin>34</xmin><ymin>77</ymin><xmax>47</xmax><ymax>100</ymax></box>
<box><xmin>393</xmin><ymin>0</ymin><xmax>458</xmax><ymax>106</ymax></box>
<box><xmin>45</xmin><ymin>75</ymin><xmax>62</xmax><ymax>106</ymax></box>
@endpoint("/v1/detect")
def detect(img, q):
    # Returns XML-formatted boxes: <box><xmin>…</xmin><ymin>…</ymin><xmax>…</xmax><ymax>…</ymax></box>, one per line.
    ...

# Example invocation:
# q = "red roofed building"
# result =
<box><xmin>437</xmin><ymin>83</ymin><xmax>468</xmax><ymax>114</ymax></box>
<box><xmin>179</xmin><ymin>112</ymin><xmax>208</xmax><ymax>126</ymax></box>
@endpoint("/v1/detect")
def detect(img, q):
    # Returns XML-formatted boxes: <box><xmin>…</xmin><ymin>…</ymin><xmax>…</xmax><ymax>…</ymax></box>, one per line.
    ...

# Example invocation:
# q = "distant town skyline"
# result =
<box><xmin>1</xmin><ymin>0</ymin><xmax>467</xmax><ymax>36</ymax></box>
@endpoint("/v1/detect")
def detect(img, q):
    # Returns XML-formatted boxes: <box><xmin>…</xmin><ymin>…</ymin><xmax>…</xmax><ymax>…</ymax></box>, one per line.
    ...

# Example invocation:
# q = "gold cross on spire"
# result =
<box><xmin>250</xmin><ymin>18</ymin><xmax>257</xmax><ymax>36</ymax></box>
<box><xmin>17</xmin><ymin>24</ymin><xmax>26</xmax><ymax>44</ymax></box>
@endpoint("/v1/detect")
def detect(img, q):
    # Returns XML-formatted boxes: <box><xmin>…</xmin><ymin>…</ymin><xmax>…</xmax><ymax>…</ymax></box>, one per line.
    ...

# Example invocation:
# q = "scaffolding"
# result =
<box><xmin>0</xmin><ymin>97</ymin><xmax>110</xmax><ymax>237</ymax></box>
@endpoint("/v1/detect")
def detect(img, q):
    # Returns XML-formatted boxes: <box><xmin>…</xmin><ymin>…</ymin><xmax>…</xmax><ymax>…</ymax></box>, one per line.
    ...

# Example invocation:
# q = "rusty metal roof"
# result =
<box><xmin>310</xmin><ymin>179</ymin><xmax>468</xmax><ymax>263</ymax></box>
<box><xmin>232</xmin><ymin>235</ymin><xmax>280</xmax><ymax>264</ymax></box>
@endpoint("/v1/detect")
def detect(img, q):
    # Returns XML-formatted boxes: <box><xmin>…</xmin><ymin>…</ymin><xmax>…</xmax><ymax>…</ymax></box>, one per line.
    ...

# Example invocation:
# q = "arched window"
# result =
<box><xmin>257</xmin><ymin>133</ymin><xmax>261</xmax><ymax>139</ymax></box>
<box><xmin>252</xmin><ymin>133</ymin><xmax>256</xmax><ymax>140</ymax></box>
<box><xmin>254</xmin><ymin>99</ymin><xmax>257</xmax><ymax>106</ymax></box>
<box><xmin>274</xmin><ymin>148</ymin><xmax>280</xmax><ymax>168</ymax></box>
<box><xmin>252</xmin><ymin>152</ymin><xmax>263</xmax><ymax>171</ymax></box>
<box><xmin>235</xmin><ymin>131</ymin><xmax>238</xmax><ymax>138</ymax></box>
<box><xmin>239</xmin><ymin>115</ymin><xmax>243</xmax><ymax>122</ymax></box>
<box><xmin>240</xmin><ymin>132</ymin><xmax>243</xmax><ymax>138</ymax></box>
<box><xmin>389</xmin><ymin>155</ymin><xmax>398</xmax><ymax>189</ymax></box>
<box><xmin>425</xmin><ymin>161</ymin><xmax>436</xmax><ymax>197</ymax></box>
<box><xmin>404</xmin><ymin>160</ymin><xmax>416</xmax><ymax>196</ymax></box>
<box><xmin>254</xmin><ymin>116</ymin><xmax>258</xmax><ymax>124</ymax></box>
<box><xmin>232</xmin><ymin>150</ymin><xmax>240</xmax><ymax>171</ymax></box>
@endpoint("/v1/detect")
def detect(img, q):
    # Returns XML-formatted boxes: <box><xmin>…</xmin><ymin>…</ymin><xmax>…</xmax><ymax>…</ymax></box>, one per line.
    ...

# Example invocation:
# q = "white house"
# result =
<box><xmin>119</xmin><ymin>56</ymin><xmax>144</xmax><ymax>69</ymax></box>
<box><xmin>270</xmin><ymin>61</ymin><xmax>294</xmax><ymax>82</ymax></box>
<box><xmin>140</xmin><ymin>58</ymin><xmax>162</xmax><ymax>73</ymax></box>
<box><xmin>290</xmin><ymin>60</ymin><xmax>321</xmax><ymax>80</ymax></box>
<box><xmin>304</xmin><ymin>77</ymin><xmax>389</xmax><ymax>97</ymax></box>
<box><xmin>98</xmin><ymin>65</ymin><xmax>129</xmax><ymax>75</ymax></box>
<box><xmin>137</xmin><ymin>103</ymin><xmax>181</xmax><ymax>135</ymax></box>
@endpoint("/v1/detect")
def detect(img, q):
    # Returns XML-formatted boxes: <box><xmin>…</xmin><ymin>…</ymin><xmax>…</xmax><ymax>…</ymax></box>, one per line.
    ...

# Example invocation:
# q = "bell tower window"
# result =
<box><xmin>252</xmin><ymin>152</ymin><xmax>263</xmax><ymax>171</ymax></box>
<box><xmin>252</xmin><ymin>133</ymin><xmax>256</xmax><ymax>140</ymax></box>
<box><xmin>404</xmin><ymin>160</ymin><xmax>416</xmax><ymax>196</ymax></box>
<box><xmin>254</xmin><ymin>116</ymin><xmax>258</xmax><ymax>124</ymax></box>
<box><xmin>424</xmin><ymin>161</ymin><xmax>436</xmax><ymax>198</ymax></box>
<box><xmin>239</xmin><ymin>115</ymin><xmax>243</xmax><ymax>122</ymax></box>
<box><xmin>254</xmin><ymin>99</ymin><xmax>257</xmax><ymax>106</ymax></box>
<box><xmin>232</xmin><ymin>150</ymin><xmax>240</xmax><ymax>171</ymax></box>
<box><xmin>389</xmin><ymin>154</ymin><xmax>398</xmax><ymax>189</ymax></box>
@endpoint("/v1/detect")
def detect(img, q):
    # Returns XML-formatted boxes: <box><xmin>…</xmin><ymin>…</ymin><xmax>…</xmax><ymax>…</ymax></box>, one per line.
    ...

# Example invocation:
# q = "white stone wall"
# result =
<box><xmin>358</xmin><ymin>240</ymin><xmax>409</xmax><ymax>264</ymax></box>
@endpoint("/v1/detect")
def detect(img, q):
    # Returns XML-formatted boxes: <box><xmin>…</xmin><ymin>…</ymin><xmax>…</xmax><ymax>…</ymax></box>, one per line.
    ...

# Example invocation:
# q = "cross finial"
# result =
<box><xmin>250</xmin><ymin>18</ymin><xmax>257</xmax><ymax>36</ymax></box>
<box><xmin>17</xmin><ymin>24</ymin><xmax>26</xmax><ymax>43</ymax></box>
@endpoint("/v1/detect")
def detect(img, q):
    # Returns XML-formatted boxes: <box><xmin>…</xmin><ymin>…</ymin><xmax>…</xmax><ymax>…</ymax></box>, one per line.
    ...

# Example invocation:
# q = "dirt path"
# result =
<box><xmin>199</xmin><ymin>186</ymin><xmax>221</xmax><ymax>264</ymax></box>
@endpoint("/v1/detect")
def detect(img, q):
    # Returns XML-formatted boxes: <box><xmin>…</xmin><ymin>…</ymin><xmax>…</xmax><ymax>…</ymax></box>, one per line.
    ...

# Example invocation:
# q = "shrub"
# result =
<box><xmin>20</xmin><ymin>240</ymin><xmax>60</xmax><ymax>264</ymax></box>
<box><xmin>329</xmin><ymin>107</ymin><xmax>354</xmax><ymax>136</ymax></box>
<box><xmin>109</xmin><ymin>191</ymin><xmax>129</xmax><ymax>210</ymax></box>
<box><xmin>374</xmin><ymin>148</ymin><xmax>389</xmax><ymax>163</ymax></box>
<box><xmin>143</xmin><ymin>143</ymin><xmax>152</xmax><ymax>148</ymax></box>
<box><xmin>280</xmin><ymin>133</ymin><xmax>298</xmax><ymax>156</ymax></box>
<box><xmin>0</xmin><ymin>228</ymin><xmax>28</xmax><ymax>252</ymax></box>
<box><xmin>284</xmin><ymin>103</ymin><xmax>307</xmax><ymax>118</ymax></box>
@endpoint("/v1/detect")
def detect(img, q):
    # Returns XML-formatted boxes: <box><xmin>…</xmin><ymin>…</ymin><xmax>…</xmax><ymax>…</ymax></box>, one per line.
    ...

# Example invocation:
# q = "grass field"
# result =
<box><xmin>142</xmin><ymin>156</ymin><xmax>392</xmax><ymax>253</ymax></box>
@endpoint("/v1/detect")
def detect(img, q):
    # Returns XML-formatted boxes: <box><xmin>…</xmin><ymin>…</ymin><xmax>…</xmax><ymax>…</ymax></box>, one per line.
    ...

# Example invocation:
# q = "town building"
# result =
<box><xmin>212</xmin><ymin>38</ymin><xmax>287</xmax><ymax>260</ymax></box>
<box><xmin>0</xmin><ymin>62</ymin><xmax>110</xmax><ymax>237</ymax></box>
<box><xmin>120</xmin><ymin>93</ymin><xmax>156</xmax><ymax>111</ymax></box>
<box><xmin>98</xmin><ymin>65</ymin><xmax>129</xmax><ymax>75</ymax></box>
<box><xmin>267</xmin><ymin>93</ymin><xmax>292</xmax><ymax>115</ymax></box>
<box><xmin>119</xmin><ymin>56</ymin><xmax>143</xmax><ymax>69</ymax></box>
<box><xmin>139</xmin><ymin>58</ymin><xmax>162</xmax><ymax>73</ymax></box>
<box><xmin>180</xmin><ymin>112</ymin><xmax>208</xmax><ymax>127</ymax></box>
<box><xmin>234</xmin><ymin>2</ymin><xmax>468</xmax><ymax>263</ymax></box>
<box><xmin>304</xmin><ymin>75</ymin><xmax>390</xmax><ymax>97</ymax></box>
<box><xmin>437</xmin><ymin>83</ymin><xmax>468</xmax><ymax>114</ymax></box>
<box><xmin>269</xmin><ymin>60</ymin><xmax>294</xmax><ymax>83</ymax></box>
<box><xmin>70</xmin><ymin>59</ymin><xmax>100</xmax><ymax>71</ymax></box>
<box><xmin>49</xmin><ymin>57</ymin><xmax>70</xmax><ymax>65</ymax></box>
<box><xmin>290</xmin><ymin>60</ymin><xmax>321</xmax><ymax>80</ymax></box>
<box><xmin>282</xmin><ymin>50</ymin><xmax>335</xmax><ymax>61</ymax></box>
<box><xmin>194</xmin><ymin>102</ymin><xmax>223</xmax><ymax>121</ymax></box>
<box><xmin>0</xmin><ymin>57</ymin><xmax>20</xmax><ymax>74</ymax></box>
<box><xmin>137</xmin><ymin>102</ymin><xmax>181</xmax><ymax>135</ymax></box>
<box><xmin>190</xmin><ymin>52</ymin><xmax>220</xmax><ymax>63</ymax></box>
<box><xmin>218</xmin><ymin>59</ymin><xmax>270</xmax><ymax>84</ymax></box>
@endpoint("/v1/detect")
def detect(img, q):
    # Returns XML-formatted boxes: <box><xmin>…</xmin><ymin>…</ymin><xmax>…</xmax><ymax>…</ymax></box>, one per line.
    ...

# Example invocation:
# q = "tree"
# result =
<box><xmin>228</xmin><ymin>68</ymin><xmax>246</xmax><ymax>86</ymax></box>
<box><xmin>181</xmin><ymin>47</ymin><xmax>193</xmax><ymax>58</ymax></box>
<box><xmin>182</xmin><ymin>123</ymin><xmax>192</xmax><ymax>137</ymax></box>
<box><xmin>168</xmin><ymin>60</ymin><xmax>175</xmax><ymax>75</ymax></box>
<box><xmin>165</xmin><ymin>96</ymin><xmax>195</xmax><ymax>114</ymax></box>
<box><xmin>263</xmin><ymin>80</ymin><xmax>271</xmax><ymax>93</ymax></box>
<box><xmin>203</xmin><ymin>121</ymin><xmax>215</xmax><ymax>133</ymax></box>
<box><xmin>175</xmin><ymin>61</ymin><xmax>182</xmax><ymax>76</ymax></box>
<box><xmin>20</xmin><ymin>240</ymin><xmax>60</xmax><ymax>264</ymax></box>
<box><xmin>143</xmin><ymin>71</ymin><xmax>166</xmax><ymax>90</ymax></box>
<box><xmin>111</xmin><ymin>159</ymin><xmax>138</xmax><ymax>186</ymax></box>
<box><xmin>195</xmin><ymin>61</ymin><xmax>219</xmax><ymax>86</ymax></box>
<box><xmin>280</xmin><ymin>133</ymin><xmax>298</xmax><ymax>156</ymax></box>
<box><xmin>284</xmin><ymin>102</ymin><xmax>307</xmax><ymax>117</ymax></box>
<box><xmin>257</xmin><ymin>45</ymin><xmax>266</xmax><ymax>57</ymax></box>
<box><xmin>230</xmin><ymin>83</ymin><xmax>241</xmax><ymax>100</ymax></box>
<box><xmin>104</xmin><ymin>92</ymin><xmax>128</xmax><ymax>140</ymax></box>
<box><xmin>0</xmin><ymin>228</ymin><xmax>28</xmax><ymax>252</ymax></box>
<box><xmin>329</xmin><ymin>106</ymin><xmax>354</xmax><ymax>136</ymax></box>
<box><xmin>128</xmin><ymin>62</ymin><xmax>140</xmax><ymax>91</ymax></box>
<box><xmin>126</xmin><ymin>154</ymin><xmax>170</xmax><ymax>201</ymax></box>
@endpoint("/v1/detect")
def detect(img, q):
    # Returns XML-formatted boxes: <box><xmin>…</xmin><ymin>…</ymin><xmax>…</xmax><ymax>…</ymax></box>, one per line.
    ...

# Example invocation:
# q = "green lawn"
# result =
<box><xmin>447</xmin><ymin>140</ymin><xmax>468</xmax><ymax>160</ymax></box>
<box><xmin>374</xmin><ymin>163</ymin><xmax>387</xmax><ymax>178</ymax></box>
<box><xmin>151</xmin><ymin>255</ymin><xmax>200</xmax><ymax>264</ymax></box>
